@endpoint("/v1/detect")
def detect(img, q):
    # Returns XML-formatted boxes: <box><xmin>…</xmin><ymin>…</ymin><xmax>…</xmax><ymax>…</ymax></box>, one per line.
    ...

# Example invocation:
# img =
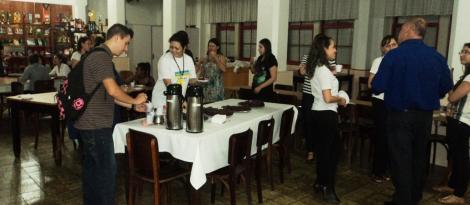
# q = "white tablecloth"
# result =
<box><xmin>112</xmin><ymin>99</ymin><xmax>298</xmax><ymax>189</ymax></box>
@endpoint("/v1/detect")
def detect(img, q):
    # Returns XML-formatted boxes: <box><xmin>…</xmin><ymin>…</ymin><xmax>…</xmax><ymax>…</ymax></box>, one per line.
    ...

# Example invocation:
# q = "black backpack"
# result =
<box><xmin>56</xmin><ymin>47</ymin><xmax>110</xmax><ymax>121</ymax></box>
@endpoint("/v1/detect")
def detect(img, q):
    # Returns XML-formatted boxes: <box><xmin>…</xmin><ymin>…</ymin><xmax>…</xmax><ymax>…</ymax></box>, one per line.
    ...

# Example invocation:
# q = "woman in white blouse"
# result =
<box><xmin>49</xmin><ymin>54</ymin><xmax>70</xmax><ymax>77</ymax></box>
<box><xmin>306</xmin><ymin>34</ymin><xmax>346</xmax><ymax>204</ymax></box>
<box><xmin>367</xmin><ymin>35</ymin><xmax>398</xmax><ymax>183</ymax></box>
<box><xmin>70</xmin><ymin>36</ymin><xmax>92</xmax><ymax>68</ymax></box>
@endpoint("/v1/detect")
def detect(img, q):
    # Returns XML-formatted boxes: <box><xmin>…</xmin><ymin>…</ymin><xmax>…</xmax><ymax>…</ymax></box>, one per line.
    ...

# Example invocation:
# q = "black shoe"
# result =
<box><xmin>322</xmin><ymin>187</ymin><xmax>340</xmax><ymax>204</ymax></box>
<box><xmin>383</xmin><ymin>201</ymin><xmax>395</xmax><ymax>205</ymax></box>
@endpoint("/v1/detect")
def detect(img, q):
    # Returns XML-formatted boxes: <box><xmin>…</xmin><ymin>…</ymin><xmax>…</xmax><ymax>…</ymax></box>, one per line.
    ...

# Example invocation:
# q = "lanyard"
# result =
<box><xmin>172</xmin><ymin>54</ymin><xmax>185</xmax><ymax>75</ymax></box>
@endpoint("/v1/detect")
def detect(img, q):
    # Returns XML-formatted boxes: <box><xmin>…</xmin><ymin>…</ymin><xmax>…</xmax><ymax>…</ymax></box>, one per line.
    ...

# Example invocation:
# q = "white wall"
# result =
<box><xmin>126</xmin><ymin>0</ymin><xmax>163</xmax><ymax>26</ymax></box>
<box><xmin>87</xmin><ymin>0</ymin><xmax>107</xmax><ymax>21</ymax></box>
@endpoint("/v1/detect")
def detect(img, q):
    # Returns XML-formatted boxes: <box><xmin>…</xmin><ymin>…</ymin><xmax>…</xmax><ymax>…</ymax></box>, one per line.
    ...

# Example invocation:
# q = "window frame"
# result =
<box><xmin>216</xmin><ymin>23</ymin><xmax>236</xmax><ymax>59</ymax></box>
<box><xmin>239</xmin><ymin>22</ymin><xmax>257</xmax><ymax>61</ymax></box>
<box><xmin>287</xmin><ymin>22</ymin><xmax>314</xmax><ymax>65</ymax></box>
<box><xmin>321</xmin><ymin>20</ymin><xmax>354</xmax><ymax>68</ymax></box>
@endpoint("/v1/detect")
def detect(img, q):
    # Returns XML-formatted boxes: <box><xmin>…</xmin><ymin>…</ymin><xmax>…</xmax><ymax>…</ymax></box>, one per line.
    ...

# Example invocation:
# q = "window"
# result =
<box><xmin>322</xmin><ymin>20</ymin><xmax>354</xmax><ymax>67</ymax></box>
<box><xmin>392</xmin><ymin>16</ymin><xmax>439</xmax><ymax>48</ymax></box>
<box><xmin>216</xmin><ymin>23</ymin><xmax>235</xmax><ymax>59</ymax></box>
<box><xmin>287</xmin><ymin>22</ymin><xmax>314</xmax><ymax>64</ymax></box>
<box><xmin>239</xmin><ymin>22</ymin><xmax>257</xmax><ymax>61</ymax></box>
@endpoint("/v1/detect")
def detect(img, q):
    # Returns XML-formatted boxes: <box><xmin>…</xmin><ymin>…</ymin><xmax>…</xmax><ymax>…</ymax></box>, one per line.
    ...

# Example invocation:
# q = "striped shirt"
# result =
<box><xmin>74</xmin><ymin>45</ymin><xmax>115</xmax><ymax>130</ymax></box>
<box><xmin>452</xmin><ymin>75</ymin><xmax>470</xmax><ymax>126</ymax></box>
<box><xmin>300</xmin><ymin>55</ymin><xmax>336</xmax><ymax>94</ymax></box>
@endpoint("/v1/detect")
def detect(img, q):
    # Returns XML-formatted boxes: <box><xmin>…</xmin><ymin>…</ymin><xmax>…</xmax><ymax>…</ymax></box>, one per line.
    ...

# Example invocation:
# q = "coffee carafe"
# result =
<box><xmin>186</xmin><ymin>85</ymin><xmax>203</xmax><ymax>133</ymax></box>
<box><xmin>164</xmin><ymin>84</ymin><xmax>183</xmax><ymax>130</ymax></box>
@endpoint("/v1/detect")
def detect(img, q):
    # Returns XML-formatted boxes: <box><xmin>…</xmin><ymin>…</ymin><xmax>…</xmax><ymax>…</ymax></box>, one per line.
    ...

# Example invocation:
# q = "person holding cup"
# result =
<box><xmin>367</xmin><ymin>35</ymin><xmax>398</xmax><ymax>183</ymax></box>
<box><xmin>198</xmin><ymin>38</ymin><xmax>226</xmax><ymax>103</ymax></box>
<box><xmin>305</xmin><ymin>33</ymin><xmax>346</xmax><ymax>203</ymax></box>
<box><xmin>250</xmin><ymin>38</ymin><xmax>278</xmax><ymax>102</ymax></box>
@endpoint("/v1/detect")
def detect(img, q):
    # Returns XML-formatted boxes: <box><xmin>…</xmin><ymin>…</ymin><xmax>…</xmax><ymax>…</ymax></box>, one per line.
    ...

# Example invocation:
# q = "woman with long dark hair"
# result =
<box><xmin>198</xmin><ymin>38</ymin><xmax>226</xmax><ymax>103</ymax></box>
<box><xmin>70</xmin><ymin>36</ymin><xmax>92</xmax><ymax>68</ymax></box>
<box><xmin>308</xmin><ymin>34</ymin><xmax>346</xmax><ymax>203</ymax></box>
<box><xmin>436</xmin><ymin>43</ymin><xmax>470</xmax><ymax>204</ymax></box>
<box><xmin>368</xmin><ymin>35</ymin><xmax>398</xmax><ymax>183</ymax></box>
<box><xmin>251</xmin><ymin>38</ymin><xmax>278</xmax><ymax>102</ymax></box>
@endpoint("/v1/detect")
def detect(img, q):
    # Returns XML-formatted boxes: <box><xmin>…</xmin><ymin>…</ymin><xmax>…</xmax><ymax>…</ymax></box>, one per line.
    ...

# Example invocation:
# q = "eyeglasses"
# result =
<box><xmin>459</xmin><ymin>50</ymin><xmax>470</xmax><ymax>55</ymax></box>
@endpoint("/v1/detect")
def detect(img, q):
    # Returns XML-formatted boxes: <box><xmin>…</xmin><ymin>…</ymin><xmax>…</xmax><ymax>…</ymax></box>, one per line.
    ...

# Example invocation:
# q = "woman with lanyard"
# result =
<box><xmin>152</xmin><ymin>31</ymin><xmax>197</xmax><ymax>110</ymax></box>
<box><xmin>251</xmin><ymin>38</ymin><xmax>278</xmax><ymax>102</ymax></box>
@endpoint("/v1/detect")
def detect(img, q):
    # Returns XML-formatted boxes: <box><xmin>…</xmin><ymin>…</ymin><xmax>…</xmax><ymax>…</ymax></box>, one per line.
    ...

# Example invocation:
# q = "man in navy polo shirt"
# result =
<box><xmin>372</xmin><ymin>17</ymin><xmax>453</xmax><ymax>205</ymax></box>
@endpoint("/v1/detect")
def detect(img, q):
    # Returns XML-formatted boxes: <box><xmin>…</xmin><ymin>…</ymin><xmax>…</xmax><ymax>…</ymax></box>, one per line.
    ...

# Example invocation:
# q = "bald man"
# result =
<box><xmin>372</xmin><ymin>17</ymin><xmax>453</xmax><ymax>205</ymax></box>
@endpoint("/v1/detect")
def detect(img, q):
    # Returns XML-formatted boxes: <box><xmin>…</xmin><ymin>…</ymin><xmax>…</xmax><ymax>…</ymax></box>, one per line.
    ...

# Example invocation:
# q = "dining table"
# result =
<box><xmin>7</xmin><ymin>92</ymin><xmax>63</xmax><ymax>165</ymax></box>
<box><xmin>112</xmin><ymin>98</ymin><xmax>298</xmax><ymax>193</ymax></box>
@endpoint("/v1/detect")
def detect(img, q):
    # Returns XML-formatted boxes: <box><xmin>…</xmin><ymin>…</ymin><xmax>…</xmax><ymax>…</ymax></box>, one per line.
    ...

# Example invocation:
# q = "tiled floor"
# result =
<box><xmin>0</xmin><ymin>113</ymin><xmax>469</xmax><ymax>205</ymax></box>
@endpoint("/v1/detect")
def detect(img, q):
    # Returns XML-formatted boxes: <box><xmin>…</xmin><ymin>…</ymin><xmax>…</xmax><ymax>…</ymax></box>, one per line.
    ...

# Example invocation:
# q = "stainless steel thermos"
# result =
<box><xmin>186</xmin><ymin>85</ymin><xmax>204</xmax><ymax>133</ymax></box>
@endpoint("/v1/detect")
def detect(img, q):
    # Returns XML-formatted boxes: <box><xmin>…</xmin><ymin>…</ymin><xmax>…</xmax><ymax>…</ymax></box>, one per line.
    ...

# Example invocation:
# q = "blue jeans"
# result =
<box><xmin>79</xmin><ymin>128</ymin><xmax>116</xmax><ymax>205</ymax></box>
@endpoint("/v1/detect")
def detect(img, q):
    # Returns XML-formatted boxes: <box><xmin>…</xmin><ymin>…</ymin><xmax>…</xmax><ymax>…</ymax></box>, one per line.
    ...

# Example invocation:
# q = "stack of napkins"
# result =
<box><xmin>338</xmin><ymin>90</ymin><xmax>350</xmax><ymax>104</ymax></box>
<box><xmin>17</xmin><ymin>94</ymin><xmax>33</xmax><ymax>100</ymax></box>
<box><xmin>211</xmin><ymin>114</ymin><xmax>227</xmax><ymax>124</ymax></box>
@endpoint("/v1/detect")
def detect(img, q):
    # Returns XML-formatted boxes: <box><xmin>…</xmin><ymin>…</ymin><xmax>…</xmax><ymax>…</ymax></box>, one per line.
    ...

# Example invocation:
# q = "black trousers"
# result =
<box><xmin>387</xmin><ymin>110</ymin><xmax>432</xmax><ymax>205</ymax></box>
<box><xmin>372</xmin><ymin>98</ymin><xmax>389</xmax><ymax>176</ymax></box>
<box><xmin>447</xmin><ymin>118</ymin><xmax>470</xmax><ymax>197</ymax></box>
<box><xmin>312</xmin><ymin>110</ymin><xmax>340</xmax><ymax>187</ymax></box>
<box><xmin>301</xmin><ymin>93</ymin><xmax>315</xmax><ymax>152</ymax></box>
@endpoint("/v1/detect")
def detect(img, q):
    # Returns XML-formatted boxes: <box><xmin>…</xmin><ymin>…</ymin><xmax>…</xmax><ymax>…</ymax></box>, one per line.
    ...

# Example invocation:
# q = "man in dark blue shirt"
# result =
<box><xmin>372</xmin><ymin>17</ymin><xmax>453</xmax><ymax>205</ymax></box>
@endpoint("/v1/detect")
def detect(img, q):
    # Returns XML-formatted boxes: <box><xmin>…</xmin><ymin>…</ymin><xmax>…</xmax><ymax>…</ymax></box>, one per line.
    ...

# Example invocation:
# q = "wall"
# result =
<box><xmin>86</xmin><ymin>0</ymin><xmax>106</xmax><ymax>21</ymax></box>
<box><xmin>12</xmin><ymin>0</ymin><xmax>87</xmax><ymax>20</ymax></box>
<box><xmin>126</xmin><ymin>0</ymin><xmax>162</xmax><ymax>25</ymax></box>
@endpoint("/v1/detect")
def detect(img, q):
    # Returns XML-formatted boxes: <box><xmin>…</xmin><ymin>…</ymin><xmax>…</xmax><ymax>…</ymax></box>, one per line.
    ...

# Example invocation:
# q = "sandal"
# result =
<box><xmin>438</xmin><ymin>195</ymin><xmax>465</xmax><ymax>204</ymax></box>
<box><xmin>432</xmin><ymin>186</ymin><xmax>455</xmax><ymax>194</ymax></box>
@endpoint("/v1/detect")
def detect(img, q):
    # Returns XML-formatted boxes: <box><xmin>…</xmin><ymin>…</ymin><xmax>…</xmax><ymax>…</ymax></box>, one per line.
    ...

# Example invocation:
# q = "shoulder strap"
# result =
<box><xmin>81</xmin><ymin>46</ymin><xmax>112</xmax><ymax>97</ymax></box>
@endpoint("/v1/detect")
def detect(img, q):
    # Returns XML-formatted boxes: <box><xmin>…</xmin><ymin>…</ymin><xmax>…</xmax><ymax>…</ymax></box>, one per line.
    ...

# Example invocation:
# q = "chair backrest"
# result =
<box><xmin>338</xmin><ymin>104</ymin><xmax>356</xmax><ymax>126</ymax></box>
<box><xmin>279</xmin><ymin>108</ymin><xmax>294</xmax><ymax>144</ymax></box>
<box><xmin>256</xmin><ymin>118</ymin><xmax>275</xmax><ymax>148</ymax></box>
<box><xmin>228</xmin><ymin>129</ymin><xmax>253</xmax><ymax>167</ymax></box>
<box><xmin>126</xmin><ymin>129</ymin><xmax>160</xmax><ymax>184</ymax></box>
<box><xmin>238</xmin><ymin>88</ymin><xmax>253</xmax><ymax>100</ymax></box>
<box><xmin>119</xmin><ymin>70</ymin><xmax>134</xmax><ymax>84</ymax></box>
<box><xmin>11</xmin><ymin>82</ymin><xmax>24</xmax><ymax>95</ymax></box>
<box><xmin>274</xmin><ymin>84</ymin><xmax>293</xmax><ymax>91</ymax></box>
<box><xmin>276</xmin><ymin>93</ymin><xmax>299</xmax><ymax>106</ymax></box>
<box><xmin>34</xmin><ymin>79</ymin><xmax>55</xmax><ymax>93</ymax></box>
<box><xmin>357</xmin><ymin>76</ymin><xmax>371</xmax><ymax>101</ymax></box>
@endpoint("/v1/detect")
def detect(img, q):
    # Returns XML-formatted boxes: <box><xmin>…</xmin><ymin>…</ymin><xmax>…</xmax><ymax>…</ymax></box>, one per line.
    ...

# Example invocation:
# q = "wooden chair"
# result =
<box><xmin>338</xmin><ymin>104</ymin><xmax>358</xmax><ymax>167</ymax></box>
<box><xmin>254</xmin><ymin>118</ymin><xmax>275</xmax><ymax>203</ymax></box>
<box><xmin>6</xmin><ymin>82</ymin><xmax>24</xmax><ymax>118</ymax></box>
<box><xmin>275</xmin><ymin>93</ymin><xmax>299</xmax><ymax>106</ymax></box>
<box><xmin>33</xmin><ymin>79</ymin><xmax>55</xmax><ymax>93</ymax></box>
<box><xmin>357</xmin><ymin>76</ymin><xmax>372</xmax><ymax>101</ymax></box>
<box><xmin>274</xmin><ymin>108</ymin><xmax>295</xmax><ymax>183</ymax></box>
<box><xmin>337</xmin><ymin>74</ymin><xmax>353</xmax><ymax>97</ymax></box>
<box><xmin>126</xmin><ymin>129</ymin><xmax>191</xmax><ymax>205</ymax></box>
<box><xmin>238</xmin><ymin>88</ymin><xmax>253</xmax><ymax>100</ymax></box>
<box><xmin>119</xmin><ymin>70</ymin><xmax>134</xmax><ymax>84</ymax></box>
<box><xmin>427</xmin><ymin>117</ymin><xmax>448</xmax><ymax>172</ymax></box>
<box><xmin>208</xmin><ymin>129</ymin><xmax>253</xmax><ymax>205</ymax></box>
<box><xmin>356</xmin><ymin>104</ymin><xmax>375</xmax><ymax>167</ymax></box>
<box><xmin>274</xmin><ymin>84</ymin><xmax>293</xmax><ymax>91</ymax></box>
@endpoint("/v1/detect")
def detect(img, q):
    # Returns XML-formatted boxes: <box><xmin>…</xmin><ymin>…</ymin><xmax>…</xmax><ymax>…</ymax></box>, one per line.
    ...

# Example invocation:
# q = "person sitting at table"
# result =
<box><xmin>132</xmin><ymin>62</ymin><xmax>155</xmax><ymax>87</ymax></box>
<box><xmin>250</xmin><ymin>38</ymin><xmax>278</xmax><ymax>102</ymax></box>
<box><xmin>434</xmin><ymin>42</ymin><xmax>470</xmax><ymax>205</ymax></box>
<box><xmin>307</xmin><ymin>34</ymin><xmax>346</xmax><ymax>203</ymax></box>
<box><xmin>20</xmin><ymin>54</ymin><xmax>50</xmax><ymax>91</ymax></box>
<box><xmin>152</xmin><ymin>31</ymin><xmax>197</xmax><ymax>110</ymax></box>
<box><xmin>198</xmin><ymin>38</ymin><xmax>226</xmax><ymax>103</ymax></box>
<box><xmin>71</xmin><ymin>36</ymin><xmax>92</xmax><ymax>68</ymax></box>
<box><xmin>49</xmin><ymin>54</ymin><xmax>71</xmax><ymax>77</ymax></box>
<box><xmin>368</xmin><ymin>35</ymin><xmax>398</xmax><ymax>183</ymax></box>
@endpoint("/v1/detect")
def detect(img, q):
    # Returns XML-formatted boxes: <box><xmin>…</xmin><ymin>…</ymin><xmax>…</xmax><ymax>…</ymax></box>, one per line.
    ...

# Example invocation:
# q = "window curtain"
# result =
<box><xmin>201</xmin><ymin>0</ymin><xmax>258</xmax><ymax>23</ymax></box>
<box><xmin>383</xmin><ymin>0</ymin><xmax>453</xmax><ymax>17</ymax></box>
<box><xmin>185</xmin><ymin>0</ymin><xmax>197</xmax><ymax>25</ymax></box>
<box><xmin>289</xmin><ymin>0</ymin><xmax>359</xmax><ymax>22</ymax></box>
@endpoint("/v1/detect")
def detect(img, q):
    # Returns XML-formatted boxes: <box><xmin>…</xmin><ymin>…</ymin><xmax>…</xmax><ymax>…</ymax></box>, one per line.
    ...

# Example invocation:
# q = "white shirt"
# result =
<box><xmin>71</xmin><ymin>51</ymin><xmax>81</xmax><ymax>62</ymax></box>
<box><xmin>370</xmin><ymin>56</ymin><xmax>384</xmax><ymax>100</ymax></box>
<box><xmin>311</xmin><ymin>65</ymin><xmax>339</xmax><ymax>112</ymax></box>
<box><xmin>49</xmin><ymin>63</ymin><xmax>71</xmax><ymax>77</ymax></box>
<box><xmin>152</xmin><ymin>52</ymin><xmax>197</xmax><ymax>110</ymax></box>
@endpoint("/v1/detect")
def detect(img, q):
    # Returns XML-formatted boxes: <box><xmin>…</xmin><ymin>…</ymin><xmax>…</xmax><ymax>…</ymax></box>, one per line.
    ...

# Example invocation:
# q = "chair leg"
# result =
<box><xmin>229</xmin><ymin>174</ymin><xmax>237</xmax><ymax>205</ymax></box>
<box><xmin>210</xmin><ymin>178</ymin><xmax>216</xmax><ymax>204</ymax></box>
<box><xmin>34</xmin><ymin>114</ymin><xmax>39</xmax><ymax>149</ymax></box>
<box><xmin>128</xmin><ymin>180</ymin><xmax>136</xmax><ymax>205</ymax></box>
<box><xmin>347</xmin><ymin>132</ymin><xmax>353</xmax><ymax>167</ymax></box>
<box><xmin>285</xmin><ymin>146</ymin><xmax>292</xmax><ymax>174</ymax></box>
<box><xmin>278</xmin><ymin>147</ymin><xmax>285</xmax><ymax>184</ymax></box>
<box><xmin>255</xmin><ymin>157</ymin><xmax>263</xmax><ymax>203</ymax></box>
<box><xmin>267</xmin><ymin>150</ymin><xmax>274</xmax><ymax>190</ymax></box>
<box><xmin>432</xmin><ymin>142</ymin><xmax>437</xmax><ymax>170</ymax></box>
<box><xmin>245</xmin><ymin>172</ymin><xmax>253</xmax><ymax>205</ymax></box>
<box><xmin>153</xmin><ymin>182</ymin><xmax>160</xmax><ymax>205</ymax></box>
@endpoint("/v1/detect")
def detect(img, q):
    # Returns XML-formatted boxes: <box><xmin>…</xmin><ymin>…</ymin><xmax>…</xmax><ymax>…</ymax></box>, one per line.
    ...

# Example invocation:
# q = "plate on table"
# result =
<box><xmin>204</xmin><ymin>106</ymin><xmax>234</xmax><ymax>116</ymax></box>
<box><xmin>222</xmin><ymin>105</ymin><xmax>251</xmax><ymax>112</ymax></box>
<box><xmin>238</xmin><ymin>100</ymin><xmax>265</xmax><ymax>108</ymax></box>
